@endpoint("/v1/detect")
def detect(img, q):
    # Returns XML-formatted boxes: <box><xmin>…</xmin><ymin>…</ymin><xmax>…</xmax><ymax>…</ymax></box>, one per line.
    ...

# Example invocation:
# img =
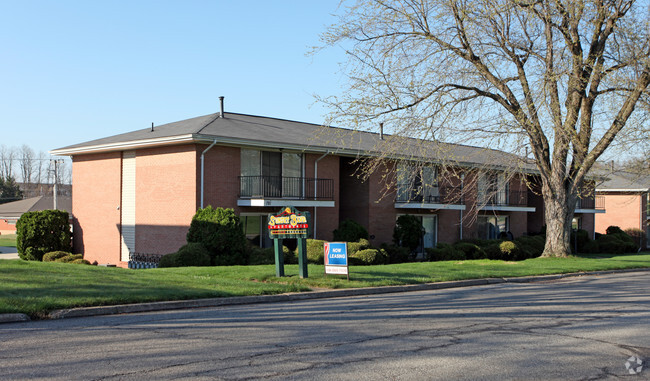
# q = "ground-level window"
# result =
<box><xmin>398</xmin><ymin>214</ymin><xmax>437</xmax><ymax>252</ymax></box>
<box><xmin>477</xmin><ymin>215</ymin><xmax>509</xmax><ymax>240</ymax></box>
<box><xmin>241</xmin><ymin>214</ymin><xmax>273</xmax><ymax>248</ymax></box>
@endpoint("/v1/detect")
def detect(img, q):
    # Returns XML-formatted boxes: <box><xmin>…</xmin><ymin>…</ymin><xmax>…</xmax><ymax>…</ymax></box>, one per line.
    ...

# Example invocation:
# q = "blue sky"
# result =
<box><xmin>0</xmin><ymin>1</ymin><xmax>345</xmax><ymax>155</ymax></box>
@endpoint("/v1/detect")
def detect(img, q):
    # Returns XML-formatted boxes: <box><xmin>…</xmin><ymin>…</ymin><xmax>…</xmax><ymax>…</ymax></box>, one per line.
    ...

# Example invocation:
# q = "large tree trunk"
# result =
<box><xmin>541</xmin><ymin>182</ymin><xmax>578</xmax><ymax>258</ymax></box>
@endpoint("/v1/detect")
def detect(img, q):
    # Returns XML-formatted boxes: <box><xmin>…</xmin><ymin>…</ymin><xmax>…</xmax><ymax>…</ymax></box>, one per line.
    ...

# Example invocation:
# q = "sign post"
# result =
<box><xmin>267</xmin><ymin>206</ymin><xmax>311</xmax><ymax>278</ymax></box>
<box><xmin>324</xmin><ymin>242</ymin><xmax>349</xmax><ymax>280</ymax></box>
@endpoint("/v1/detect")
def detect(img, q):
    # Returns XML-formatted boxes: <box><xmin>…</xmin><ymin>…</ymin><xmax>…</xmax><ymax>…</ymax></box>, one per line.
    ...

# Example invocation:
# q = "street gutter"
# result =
<box><xmin>2</xmin><ymin>267</ymin><xmax>649</xmax><ymax>323</ymax></box>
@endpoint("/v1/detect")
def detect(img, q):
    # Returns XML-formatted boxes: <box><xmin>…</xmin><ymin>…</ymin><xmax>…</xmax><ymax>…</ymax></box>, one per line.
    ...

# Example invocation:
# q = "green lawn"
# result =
<box><xmin>1</xmin><ymin>253</ymin><xmax>648</xmax><ymax>319</ymax></box>
<box><xmin>0</xmin><ymin>234</ymin><xmax>16</xmax><ymax>247</ymax></box>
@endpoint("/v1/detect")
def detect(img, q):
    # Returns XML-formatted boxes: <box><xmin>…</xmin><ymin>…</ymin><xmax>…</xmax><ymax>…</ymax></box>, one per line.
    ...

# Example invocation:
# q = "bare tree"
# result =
<box><xmin>19</xmin><ymin>144</ymin><xmax>35</xmax><ymax>184</ymax></box>
<box><xmin>0</xmin><ymin>145</ymin><xmax>16</xmax><ymax>180</ymax></box>
<box><xmin>318</xmin><ymin>0</ymin><xmax>650</xmax><ymax>257</ymax></box>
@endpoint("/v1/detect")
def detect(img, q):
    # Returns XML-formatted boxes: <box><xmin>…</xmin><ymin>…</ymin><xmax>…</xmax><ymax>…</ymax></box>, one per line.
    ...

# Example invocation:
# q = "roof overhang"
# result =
<box><xmin>394</xmin><ymin>202</ymin><xmax>466</xmax><ymax>211</ymax></box>
<box><xmin>50</xmin><ymin>134</ymin><xmax>196</xmax><ymax>156</ymax></box>
<box><xmin>237</xmin><ymin>199</ymin><xmax>335</xmax><ymax>208</ymax></box>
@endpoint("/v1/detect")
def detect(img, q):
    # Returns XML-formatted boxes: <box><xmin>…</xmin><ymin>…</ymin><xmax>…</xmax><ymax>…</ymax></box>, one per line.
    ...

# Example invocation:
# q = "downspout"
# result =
<box><xmin>313</xmin><ymin>152</ymin><xmax>330</xmax><ymax>239</ymax></box>
<box><xmin>459</xmin><ymin>174</ymin><xmax>465</xmax><ymax>240</ymax></box>
<box><xmin>200</xmin><ymin>139</ymin><xmax>218</xmax><ymax>209</ymax></box>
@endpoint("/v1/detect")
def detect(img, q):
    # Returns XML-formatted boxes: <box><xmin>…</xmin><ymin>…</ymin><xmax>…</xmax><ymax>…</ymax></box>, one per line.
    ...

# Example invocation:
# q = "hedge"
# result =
<box><xmin>16</xmin><ymin>210</ymin><xmax>72</xmax><ymax>261</ymax></box>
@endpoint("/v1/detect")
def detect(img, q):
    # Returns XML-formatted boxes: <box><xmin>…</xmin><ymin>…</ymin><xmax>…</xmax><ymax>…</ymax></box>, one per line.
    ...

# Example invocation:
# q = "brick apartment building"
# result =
<box><xmin>595</xmin><ymin>171</ymin><xmax>649</xmax><ymax>248</ymax></box>
<box><xmin>51</xmin><ymin>104</ymin><xmax>604</xmax><ymax>266</ymax></box>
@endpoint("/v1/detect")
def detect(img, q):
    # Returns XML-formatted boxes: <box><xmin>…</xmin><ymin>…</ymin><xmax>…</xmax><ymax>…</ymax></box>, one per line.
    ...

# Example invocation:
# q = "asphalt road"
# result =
<box><xmin>1</xmin><ymin>271</ymin><xmax>648</xmax><ymax>380</ymax></box>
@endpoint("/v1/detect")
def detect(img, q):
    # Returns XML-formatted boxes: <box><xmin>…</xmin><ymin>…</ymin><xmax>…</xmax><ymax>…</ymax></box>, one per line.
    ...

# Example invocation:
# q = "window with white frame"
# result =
<box><xmin>477</xmin><ymin>215</ymin><xmax>509</xmax><ymax>239</ymax></box>
<box><xmin>478</xmin><ymin>172</ymin><xmax>508</xmax><ymax>205</ymax></box>
<box><xmin>240</xmin><ymin>149</ymin><xmax>303</xmax><ymax>198</ymax></box>
<box><xmin>396</xmin><ymin>162</ymin><xmax>438</xmax><ymax>203</ymax></box>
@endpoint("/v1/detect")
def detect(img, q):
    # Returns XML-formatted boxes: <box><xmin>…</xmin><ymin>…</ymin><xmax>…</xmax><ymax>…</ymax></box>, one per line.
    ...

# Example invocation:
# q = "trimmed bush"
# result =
<box><xmin>453</xmin><ymin>242</ymin><xmax>486</xmax><ymax>260</ymax></box>
<box><xmin>55</xmin><ymin>254</ymin><xmax>83</xmax><ymax>263</ymax></box>
<box><xmin>158</xmin><ymin>243</ymin><xmax>211</xmax><ymax>268</ymax></box>
<box><xmin>605</xmin><ymin>226</ymin><xmax>625</xmax><ymax>235</ymax></box>
<box><xmin>186</xmin><ymin>206</ymin><xmax>248</xmax><ymax>265</ymax></box>
<box><xmin>71</xmin><ymin>258</ymin><xmax>91</xmax><ymax>265</ymax></box>
<box><xmin>484</xmin><ymin>244</ymin><xmax>502</xmax><ymax>260</ymax></box>
<box><xmin>498</xmin><ymin>241</ymin><xmax>520</xmax><ymax>261</ymax></box>
<box><xmin>333</xmin><ymin>219</ymin><xmax>369</xmax><ymax>242</ymax></box>
<box><xmin>306</xmin><ymin>239</ymin><xmax>326</xmax><ymax>264</ymax></box>
<box><xmin>583</xmin><ymin>240</ymin><xmax>600</xmax><ymax>254</ymax></box>
<box><xmin>347</xmin><ymin>238</ymin><xmax>370</xmax><ymax>256</ymax></box>
<box><xmin>16</xmin><ymin>210</ymin><xmax>72</xmax><ymax>261</ymax></box>
<box><xmin>426</xmin><ymin>243</ymin><xmax>465</xmax><ymax>261</ymax></box>
<box><xmin>393</xmin><ymin>215</ymin><xmax>424</xmax><ymax>252</ymax></box>
<box><xmin>349</xmin><ymin>248</ymin><xmax>388</xmax><ymax>265</ymax></box>
<box><xmin>624</xmin><ymin>228</ymin><xmax>647</xmax><ymax>250</ymax></box>
<box><xmin>43</xmin><ymin>251</ymin><xmax>72</xmax><ymax>262</ymax></box>
<box><xmin>381</xmin><ymin>243</ymin><xmax>410</xmax><ymax>264</ymax></box>
<box><xmin>158</xmin><ymin>253</ymin><xmax>179</xmax><ymax>268</ymax></box>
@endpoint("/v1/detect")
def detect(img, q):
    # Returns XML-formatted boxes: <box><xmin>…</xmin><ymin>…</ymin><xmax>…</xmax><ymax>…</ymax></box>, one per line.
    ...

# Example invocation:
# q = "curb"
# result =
<box><xmin>0</xmin><ymin>313</ymin><xmax>30</xmax><ymax>323</ymax></box>
<box><xmin>1</xmin><ymin>267</ymin><xmax>649</xmax><ymax>323</ymax></box>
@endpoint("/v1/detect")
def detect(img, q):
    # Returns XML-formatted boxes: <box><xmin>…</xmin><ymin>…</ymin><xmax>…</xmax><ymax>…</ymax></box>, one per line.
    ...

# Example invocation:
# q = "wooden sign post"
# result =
<box><xmin>267</xmin><ymin>206</ymin><xmax>312</xmax><ymax>278</ymax></box>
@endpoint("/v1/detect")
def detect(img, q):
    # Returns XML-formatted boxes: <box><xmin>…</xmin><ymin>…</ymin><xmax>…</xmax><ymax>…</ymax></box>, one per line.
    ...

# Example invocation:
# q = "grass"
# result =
<box><xmin>1</xmin><ymin>252</ymin><xmax>648</xmax><ymax>319</ymax></box>
<box><xmin>0</xmin><ymin>234</ymin><xmax>16</xmax><ymax>247</ymax></box>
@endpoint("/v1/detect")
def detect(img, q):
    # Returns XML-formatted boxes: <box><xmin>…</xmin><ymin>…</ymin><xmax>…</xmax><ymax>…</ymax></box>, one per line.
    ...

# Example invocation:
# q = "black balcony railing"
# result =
<box><xmin>395</xmin><ymin>185</ymin><xmax>464</xmax><ymax>204</ymax></box>
<box><xmin>239</xmin><ymin>176</ymin><xmax>334</xmax><ymax>200</ymax></box>
<box><xmin>479</xmin><ymin>190</ymin><xmax>528</xmax><ymax>207</ymax></box>
<box><xmin>576</xmin><ymin>196</ymin><xmax>605</xmax><ymax>210</ymax></box>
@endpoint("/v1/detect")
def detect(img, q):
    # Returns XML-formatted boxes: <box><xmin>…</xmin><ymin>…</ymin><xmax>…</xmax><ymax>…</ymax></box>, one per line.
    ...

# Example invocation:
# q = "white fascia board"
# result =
<box><xmin>50</xmin><ymin>134</ymin><xmax>196</xmax><ymax>156</ymax></box>
<box><xmin>575</xmin><ymin>209</ymin><xmax>606</xmax><ymax>214</ymax></box>
<box><xmin>237</xmin><ymin>199</ymin><xmax>335</xmax><ymax>208</ymax></box>
<box><xmin>480</xmin><ymin>206</ymin><xmax>536</xmax><ymax>212</ymax></box>
<box><xmin>596</xmin><ymin>188</ymin><xmax>649</xmax><ymax>193</ymax></box>
<box><xmin>394</xmin><ymin>203</ymin><xmax>466</xmax><ymax>211</ymax></box>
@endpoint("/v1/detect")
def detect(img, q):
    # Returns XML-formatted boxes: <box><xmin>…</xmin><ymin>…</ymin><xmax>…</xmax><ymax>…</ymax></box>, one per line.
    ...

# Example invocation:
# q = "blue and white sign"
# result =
<box><xmin>324</xmin><ymin>242</ymin><xmax>349</xmax><ymax>276</ymax></box>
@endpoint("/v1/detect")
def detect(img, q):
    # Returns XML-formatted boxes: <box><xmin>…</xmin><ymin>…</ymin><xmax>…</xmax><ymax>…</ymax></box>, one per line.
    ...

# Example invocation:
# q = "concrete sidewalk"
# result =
<box><xmin>0</xmin><ymin>246</ymin><xmax>19</xmax><ymax>260</ymax></box>
<box><xmin>1</xmin><ymin>267</ymin><xmax>648</xmax><ymax>324</ymax></box>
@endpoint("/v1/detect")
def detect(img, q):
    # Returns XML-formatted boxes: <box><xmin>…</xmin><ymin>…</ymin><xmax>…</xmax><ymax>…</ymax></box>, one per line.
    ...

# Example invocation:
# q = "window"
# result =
<box><xmin>396</xmin><ymin>162</ymin><xmax>438</xmax><ymax>203</ymax></box>
<box><xmin>241</xmin><ymin>214</ymin><xmax>273</xmax><ymax>248</ymax></box>
<box><xmin>397</xmin><ymin>214</ymin><xmax>437</xmax><ymax>252</ymax></box>
<box><xmin>478</xmin><ymin>172</ymin><xmax>508</xmax><ymax>205</ymax></box>
<box><xmin>477</xmin><ymin>215</ymin><xmax>509</xmax><ymax>239</ymax></box>
<box><xmin>240</xmin><ymin>149</ymin><xmax>303</xmax><ymax>198</ymax></box>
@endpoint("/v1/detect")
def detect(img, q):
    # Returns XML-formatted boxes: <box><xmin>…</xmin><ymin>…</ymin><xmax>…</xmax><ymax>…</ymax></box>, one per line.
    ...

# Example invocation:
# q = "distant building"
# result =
<box><xmin>595</xmin><ymin>171</ymin><xmax>649</xmax><ymax>248</ymax></box>
<box><xmin>0</xmin><ymin>196</ymin><xmax>72</xmax><ymax>234</ymax></box>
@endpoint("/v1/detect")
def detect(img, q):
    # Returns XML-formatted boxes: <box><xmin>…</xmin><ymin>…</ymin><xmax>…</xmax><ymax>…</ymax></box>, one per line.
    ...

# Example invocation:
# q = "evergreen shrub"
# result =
<box><xmin>332</xmin><ymin>219</ymin><xmax>368</xmax><ymax>242</ymax></box>
<box><xmin>186</xmin><ymin>206</ymin><xmax>248</xmax><ymax>265</ymax></box>
<box><xmin>16</xmin><ymin>210</ymin><xmax>71</xmax><ymax>261</ymax></box>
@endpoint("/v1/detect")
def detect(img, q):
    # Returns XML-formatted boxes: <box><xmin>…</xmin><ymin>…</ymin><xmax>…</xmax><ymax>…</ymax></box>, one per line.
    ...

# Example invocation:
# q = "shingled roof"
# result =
<box><xmin>51</xmin><ymin>112</ymin><xmax>534</xmax><ymax>171</ymax></box>
<box><xmin>0</xmin><ymin>196</ymin><xmax>72</xmax><ymax>219</ymax></box>
<box><xmin>596</xmin><ymin>171</ymin><xmax>650</xmax><ymax>192</ymax></box>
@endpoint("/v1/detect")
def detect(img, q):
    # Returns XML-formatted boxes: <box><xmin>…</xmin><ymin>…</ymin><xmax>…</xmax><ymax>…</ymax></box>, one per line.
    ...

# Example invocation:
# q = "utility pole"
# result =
<box><xmin>50</xmin><ymin>159</ymin><xmax>64</xmax><ymax>210</ymax></box>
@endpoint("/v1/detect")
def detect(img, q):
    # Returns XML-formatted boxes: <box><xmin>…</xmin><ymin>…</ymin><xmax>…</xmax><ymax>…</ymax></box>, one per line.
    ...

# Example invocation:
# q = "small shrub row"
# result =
<box><xmin>426</xmin><ymin>234</ymin><xmax>546</xmax><ymax>262</ymax></box>
<box><xmin>42</xmin><ymin>251</ymin><xmax>90</xmax><ymax>265</ymax></box>
<box><xmin>582</xmin><ymin>226</ymin><xmax>639</xmax><ymax>254</ymax></box>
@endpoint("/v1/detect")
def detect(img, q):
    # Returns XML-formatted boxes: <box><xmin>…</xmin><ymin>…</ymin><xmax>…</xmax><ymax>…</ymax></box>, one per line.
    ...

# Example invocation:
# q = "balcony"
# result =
<box><xmin>238</xmin><ymin>176</ymin><xmax>334</xmax><ymax>207</ymax></box>
<box><xmin>575</xmin><ymin>195</ymin><xmax>605</xmax><ymax>212</ymax></box>
<box><xmin>478</xmin><ymin>190</ymin><xmax>535</xmax><ymax>212</ymax></box>
<box><xmin>395</xmin><ymin>186</ymin><xmax>466</xmax><ymax>210</ymax></box>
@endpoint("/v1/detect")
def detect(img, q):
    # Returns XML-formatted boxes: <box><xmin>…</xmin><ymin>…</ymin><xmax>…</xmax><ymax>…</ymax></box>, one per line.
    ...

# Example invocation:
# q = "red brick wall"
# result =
<box><xmin>595</xmin><ymin>193</ymin><xmax>643</xmax><ymax>233</ymax></box>
<box><xmin>135</xmin><ymin>144</ymin><xmax>198</xmax><ymax>255</ymax></box>
<box><xmin>367</xmin><ymin>163</ymin><xmax>397</xmax><ymax>246</ymax></box>
<box><xmin>0</xmin><ymin>219</ymin><xmax>16</xmax><ymax>235</ymax></box>
<box><xmin>202</xmin><ymin>145</ymin><xmax>240</xmax><ymax>210</ymax></box>
<box><xmin>71</xmin><ymin>152</ymin><xmax>122</xmax><ymax>265</ymax></box>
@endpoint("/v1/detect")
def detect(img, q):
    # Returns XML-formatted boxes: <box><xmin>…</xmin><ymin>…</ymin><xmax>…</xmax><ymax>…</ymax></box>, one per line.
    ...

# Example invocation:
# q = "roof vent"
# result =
<box><xmin>219</xmin><ymin>96</ymin><xmax>225</xmax><ymax>118</ymax></box>
<box><xmin>379</xmin><ymin>122</ymin><xmax>384</xmax><ymax>140</ymax></box>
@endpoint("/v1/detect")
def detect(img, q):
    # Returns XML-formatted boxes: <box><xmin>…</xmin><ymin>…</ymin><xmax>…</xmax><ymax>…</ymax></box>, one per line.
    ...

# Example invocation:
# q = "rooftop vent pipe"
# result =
<box><xmin>219</xmin><ymin>96</ymin><xmax>225</xmax><ymax>118</ymax></box>
<box><xmin>379</xmin><ymin>122</ymin><xmax>384</xmax><ymax>140</ymax></box>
